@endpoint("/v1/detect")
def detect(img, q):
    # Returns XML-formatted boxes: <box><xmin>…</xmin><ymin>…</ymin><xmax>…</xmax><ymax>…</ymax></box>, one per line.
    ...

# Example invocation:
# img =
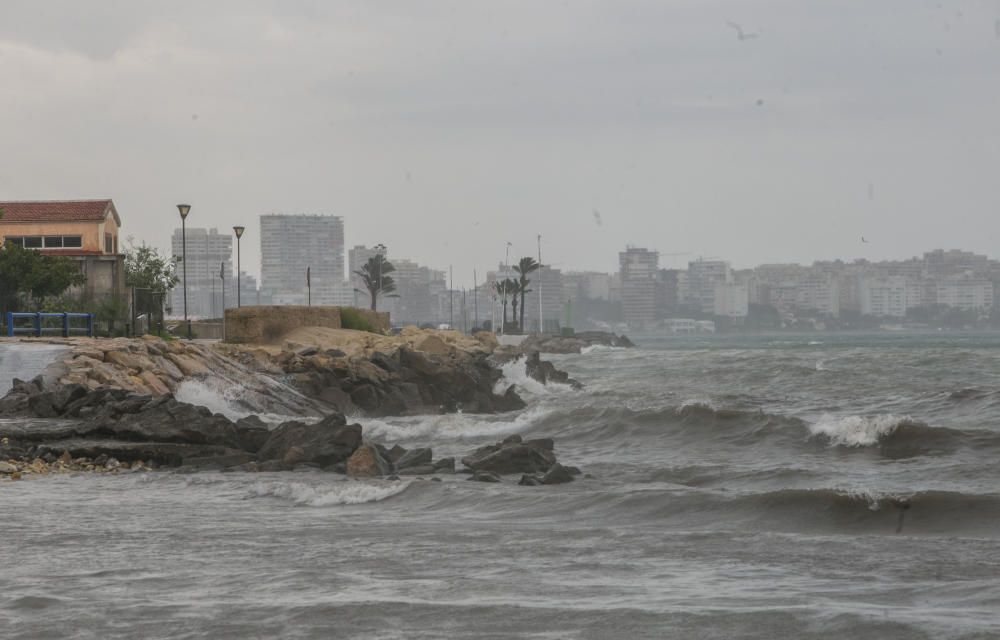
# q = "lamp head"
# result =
<box><xmin>233</xmin><ymin>225</ymin><xmax>245</xmax><ymax>239</ymax></box>
<box><xmin>176</xmin><ymin>204</ymin><xmax>191</xmax><ymax>220</ymax></box>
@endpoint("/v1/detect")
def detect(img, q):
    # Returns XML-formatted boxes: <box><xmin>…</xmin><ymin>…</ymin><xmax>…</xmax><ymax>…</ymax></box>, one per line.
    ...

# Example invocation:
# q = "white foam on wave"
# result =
<box><xmin>360</xmin><ymin>404</ymin><xmax>556</xmax><ymax>443</ymax></box>
<box><xmin>580</xmin><ymin>344</ymin><xmax>626</xmax><ymax>355</ymax></box>
<box><xmin>808</xmin><ymin>414</ymin><xmax>911</xmax><ymax>447</ymax></box>
<box><xmin>248</xmin><ymin>480</ymin><xmax>411</xmax><ymax>506</ymax></box>
<box><xmin>492</xmin><ymin>356</ymin><xmax>573</xmax><ymax>398</ymax></box>
<box><xmin>678</xmin><ymin>398</ymin><xmax>716</xmax><ymax>412</ymax></box>
<box><xmin>175</xmin><ymin>379</ymin><xmax>316</xmax><ymax>425</ymax></box>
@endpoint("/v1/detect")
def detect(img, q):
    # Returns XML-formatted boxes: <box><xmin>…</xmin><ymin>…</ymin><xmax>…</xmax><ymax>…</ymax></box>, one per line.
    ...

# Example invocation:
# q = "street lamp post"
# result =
<box><xmin>176</xmin><ymin>204</ymin><xmax>191</xmax><ymax>339</ymax></box>
<box><xmin>501</xmin><ymin>241</ymin><xmax>511</xmax><ymax>336</ymax></box>
<box><xmin>233</xmin><ymin>226</ymin><xmax>245</xmax><ymax>308</ymax></box>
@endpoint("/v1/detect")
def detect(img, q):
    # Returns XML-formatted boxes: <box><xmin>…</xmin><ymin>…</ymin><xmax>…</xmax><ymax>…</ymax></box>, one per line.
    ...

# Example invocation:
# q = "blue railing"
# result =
<box><xmin>6</xmin><ymin>312</ymin><xmax>95</xmax><ymax>337</ymax></box>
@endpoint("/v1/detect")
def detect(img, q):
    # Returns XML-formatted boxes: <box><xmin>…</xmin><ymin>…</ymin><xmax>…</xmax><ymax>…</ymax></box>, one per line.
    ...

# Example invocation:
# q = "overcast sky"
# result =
<box><xmin>2</xmin><ymin>0</ymin><xmax>998</xmax><ymax>283</ymax></box>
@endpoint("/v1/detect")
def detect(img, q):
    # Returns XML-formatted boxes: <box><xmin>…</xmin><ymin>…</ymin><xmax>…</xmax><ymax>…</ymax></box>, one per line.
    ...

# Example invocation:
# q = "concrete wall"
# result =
<box><xmin>223</xmin><ymin>305</ymin><xmax>389</xmax><ymax>344</ymax></box>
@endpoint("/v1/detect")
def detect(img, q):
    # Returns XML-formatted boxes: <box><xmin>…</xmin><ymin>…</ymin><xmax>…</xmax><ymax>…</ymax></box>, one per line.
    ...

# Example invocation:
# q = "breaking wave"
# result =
<box><xmin>808</xmin><ymin>414</ymin><xmax>917</xmax><ymax>447</ymax></box>
<box><xmin>175</xmin><ymin>379</ymin><xmax>318</xmax><ymax>425</ymax></box>
<box><xmin>247</xmin><ymin>480</ymin><xmax>411</xmax><ymax>506</ymax></box>
<box><xmin>492</xmin><ymin>356</ymin><xmax>574</xmax><ymax>397</ymax></box>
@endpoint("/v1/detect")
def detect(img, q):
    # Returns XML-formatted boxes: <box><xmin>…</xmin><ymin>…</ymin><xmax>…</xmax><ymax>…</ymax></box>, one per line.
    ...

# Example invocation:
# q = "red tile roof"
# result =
<box><xmin>0</xmin><ymin>200</ymin><xmax>120</xmax><ymax>225</ymax></box>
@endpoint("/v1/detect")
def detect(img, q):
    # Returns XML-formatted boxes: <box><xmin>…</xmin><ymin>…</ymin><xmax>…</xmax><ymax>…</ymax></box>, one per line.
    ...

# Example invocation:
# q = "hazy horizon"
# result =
<box><xmin>2</xmin><ymin>0</ymin><xmax>998</xmax><ymax>284</ymax></box>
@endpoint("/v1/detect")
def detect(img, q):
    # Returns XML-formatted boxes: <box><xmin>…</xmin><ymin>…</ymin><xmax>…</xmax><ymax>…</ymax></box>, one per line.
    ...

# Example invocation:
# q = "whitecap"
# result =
<box><xmin>580</xmin><ymin>344</ymin><xmax>625</xmax><ymax>355</ymax></box>
<box><xmin>808</xmin><ymin>414</ymin><xmax>911</xmax><ymax>447</ymax></box>
<box><xmin>247</xmin><ymin>480</ymin><xmax>411</xmax><ymax>506</ymax></box>
<box><xmin>359</xmin><ymin>405</ymin><xmax>556</xmax><ymax>443</ymax></box>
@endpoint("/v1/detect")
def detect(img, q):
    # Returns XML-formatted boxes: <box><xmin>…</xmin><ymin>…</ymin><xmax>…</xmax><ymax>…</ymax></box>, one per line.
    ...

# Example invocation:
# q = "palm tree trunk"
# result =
<box><xmin>370</xmin><ymin>288</ymin><xmax>377</xmax><ymax>311</ymax></box>
<box><xmin>520</xmin><ymin>289</ymin><xmax>527</xmax><ymax>333</ymax></box>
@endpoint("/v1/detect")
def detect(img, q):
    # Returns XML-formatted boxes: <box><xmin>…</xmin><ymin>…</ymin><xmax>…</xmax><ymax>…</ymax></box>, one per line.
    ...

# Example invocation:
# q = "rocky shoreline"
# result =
<box><xmin>0</xmin><ymin>386</ymin><xmax>577</xmax><ymax>484</ymax></box>
<box><xmin>0</xmin><ymin>328</ymin><xmax>608</xmax><ymax>483</ymax></box>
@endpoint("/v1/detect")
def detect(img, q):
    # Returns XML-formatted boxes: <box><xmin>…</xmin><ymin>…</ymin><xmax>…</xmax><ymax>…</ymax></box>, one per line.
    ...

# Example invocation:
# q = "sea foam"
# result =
<box><xmin>248</xmin><ymin>480</ymin><xmax>411</xmax><ymax>506</ymax></box>
<box><xmin>808</xmin><ymin>414</ymin><xmax>912</xmax><ymax>447</ymax></box>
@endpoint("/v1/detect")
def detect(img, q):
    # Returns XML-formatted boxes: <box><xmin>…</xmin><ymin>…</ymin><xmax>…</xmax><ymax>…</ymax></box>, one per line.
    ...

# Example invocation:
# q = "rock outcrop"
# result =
<box><xmin>508</xmin><ymin>331</ymin><xmax>635</xmax><ymax>355</ymax></box>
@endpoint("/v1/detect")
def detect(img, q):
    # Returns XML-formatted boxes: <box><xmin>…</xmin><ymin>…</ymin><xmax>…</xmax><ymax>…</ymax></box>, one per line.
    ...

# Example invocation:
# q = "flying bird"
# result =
<box><xmin>861</xmin><ymin>236</ymin><xmax>869</xmax><ymax>244</ymax></box>
<box><xmin>593</xmin><ymin>210</ymin><xmax>603</xmax><ymax>227</ymax></box>
<box><xmin>726</xmin><ymin>21</ymin><xmax>759</xmax><ymax>41</ymax></box>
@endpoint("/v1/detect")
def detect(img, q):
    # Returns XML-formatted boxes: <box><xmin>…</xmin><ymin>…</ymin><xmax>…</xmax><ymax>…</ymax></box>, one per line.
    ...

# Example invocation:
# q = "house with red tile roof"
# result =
<box><xmin>0</xmin><ymin>199</ymin><xmax>126</xmax><ymax>301</ymax></box>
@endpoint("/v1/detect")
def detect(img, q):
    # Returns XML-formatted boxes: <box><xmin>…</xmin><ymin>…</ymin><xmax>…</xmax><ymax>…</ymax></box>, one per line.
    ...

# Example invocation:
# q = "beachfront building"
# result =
<box><xmin>0</xmin><ymin>199</ymin><xmax>126</xmax><ymax>302</ymax></box>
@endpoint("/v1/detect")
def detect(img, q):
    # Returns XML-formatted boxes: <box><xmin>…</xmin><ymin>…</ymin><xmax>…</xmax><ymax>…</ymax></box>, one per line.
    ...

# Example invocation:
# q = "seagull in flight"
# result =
<box><xmin>861</xmin><ymin>236</ymin><xmax>870</xmax><ymax>244</ymax></box>
<box><xmin>593</xmin><ymin>209</ymin><xmax>603</xmax><ymax>227</ymax></box>
<box><xmin>726</xmin><ymin>21</ymin><xmax>759</xmax><ymax>41</ymax></box>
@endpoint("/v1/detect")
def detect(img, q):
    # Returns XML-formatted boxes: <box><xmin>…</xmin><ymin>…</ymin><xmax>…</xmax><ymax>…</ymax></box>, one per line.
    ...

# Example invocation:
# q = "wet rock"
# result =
<box><xmin>386</xmin><ymin>444</ymin><xmax>408</xmax><ymax>463</ymax></box>
<box><xmin>0</xmin><ymin>461</ymin><xmax>17</xmax><ymax>474</ymax></box>
<box><xmin>395</xmin><ymin>447</ymin><xmax>432</xmax><ymax>471</ymax></box>
<box><xmin>468</xmin><ymin>470</ymin><xmax>501</xmax><ymax>482</ymax></box>
<box><xmin>398</xmin><ymin>464</ymin><xmax>435</xmax><ymax>476</ymax></box>
<box><xmin>234</xmin><ymin>415</ymin><xmax>271</xmax><ymax>453</ymax></box>
<box><xmin>257</xmin><ymin>460</ymin><xmax>291</xmax><ymax>472</ymax></box>
<box><xmin>432</xmin><ymin>457</ymin><xmax>456</xmax><ymax>473</ymax></box>
<box><xmin>346</xmin><ymin>442</ymin><xmax>392</xmax><ymax>477</ymax></box>
<box><xmin>461</xmin><ymin>438</ymin><xmax>557</xmax><ymax>475</ymax></box>
<box><xmin>370</xmin><ymin>352</ymin><xmax>400</xmax><ymax>373</ymax></box>
<box><xmin>540</xmin><ymin>463</ymin><xmax>575</xmax><ymax>485</ymax></box>
<box><xmin>518</xmin><ymin>474</ymin><xmax>542</xmax><ymax>486</ymax></box>
<box><xmin>524</xmin><ymin>351</ymin><xmax>583</xmax><ymax>389</ymax></box>
<box><xmin>257</xmin><ymin>414</ymin><xmax>362</xmax><ymax>467</ymax></box>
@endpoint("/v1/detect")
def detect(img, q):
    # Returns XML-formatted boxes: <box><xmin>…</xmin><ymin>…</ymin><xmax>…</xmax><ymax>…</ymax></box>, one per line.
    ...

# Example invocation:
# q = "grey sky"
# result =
<box><xmin>2</xmin><ymin>0</ymin><xmax>998</xmax><ymax>283</ymax></box>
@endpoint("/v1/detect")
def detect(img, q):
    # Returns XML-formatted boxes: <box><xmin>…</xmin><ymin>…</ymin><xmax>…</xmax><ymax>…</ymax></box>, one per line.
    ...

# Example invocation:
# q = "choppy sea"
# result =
<box><xmin>2</xmin><ymin>332</ymin><xmax>1000</xmax><ymax>639</ymax></box>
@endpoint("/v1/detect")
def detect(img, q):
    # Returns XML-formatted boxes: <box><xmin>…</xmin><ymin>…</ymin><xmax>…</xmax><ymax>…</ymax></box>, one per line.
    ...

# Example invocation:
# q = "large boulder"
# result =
<box><xmin>346</xmin><ymin>442</ymin><xmax>392</xmax><ymax>477</ymax></box>
<box><xmin>461</xmin><ymin>435</ymin><xmax>557</xmax><ymax>475</ymax></box>
<box><xmin>394</xmin><ymin>447</ymin><xmax>432</xmax><ymax>471</ymax></box>
<box><xmin>257</xmin><ymin>414</ymin><xmax>362</xmax><ymax>467</ymax></box>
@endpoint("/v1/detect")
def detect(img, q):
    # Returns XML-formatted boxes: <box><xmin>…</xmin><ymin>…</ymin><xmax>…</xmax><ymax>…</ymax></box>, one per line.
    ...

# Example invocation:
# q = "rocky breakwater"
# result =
<box><xmin>0</xmin><ymin>383</ymin><xmax>579</xmax><ymax>483</ymax></box>
<box><xmin>508</xmin><ymin>331</ymin><xmax>635</xmax><ymax>355</ymax></box>
<box><xmin>220</xmin><ymin>326</ymin><xmax>533</xmax><ymax>416</ymax></box>
<box><xmin>1</xmin><ymin>335</ymin><xmax>322</xmax><ymax>417</ymax></box>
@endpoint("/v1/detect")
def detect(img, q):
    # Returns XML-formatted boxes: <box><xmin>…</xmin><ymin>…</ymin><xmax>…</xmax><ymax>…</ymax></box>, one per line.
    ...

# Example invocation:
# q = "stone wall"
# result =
<box><xmin>223</xmin><ymin>305</ymin><xmax>388</xmax><ymax>344</ymax></box>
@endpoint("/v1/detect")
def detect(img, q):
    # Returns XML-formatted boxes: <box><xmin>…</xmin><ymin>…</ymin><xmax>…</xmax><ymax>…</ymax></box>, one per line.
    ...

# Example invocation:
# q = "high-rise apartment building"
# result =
<box><xmin>260</xmin><ymin>214</ymin><xmax>344</xmax><ymax>306</ymax></box>
<box><xmin>170</xmin><ymin>227</ymin><xmax>233</xmax><ymax>318</ymax></box>
<box><xmin>687</xmin><ymin>259</ymin><xmax>732</xmax><ymax>313</ymax></box>
<box><xmin>619</xmin><ymin>247</ymin><xmax>659</xmax><ymax>329</ymax></box>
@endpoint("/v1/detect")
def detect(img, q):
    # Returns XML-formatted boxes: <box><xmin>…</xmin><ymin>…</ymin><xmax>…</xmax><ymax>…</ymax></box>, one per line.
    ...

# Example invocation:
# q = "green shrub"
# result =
<box><xmin>340</xmin><ymin>307</ymin><xmax>379</xmax><ymax>333</ymax></box>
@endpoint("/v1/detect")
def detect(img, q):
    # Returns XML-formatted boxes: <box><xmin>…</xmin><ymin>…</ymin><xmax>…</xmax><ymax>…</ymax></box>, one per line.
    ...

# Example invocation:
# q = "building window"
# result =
<box><xmin>105</xmin><ymin>233</ymin><xmax>113</xmax><ymax>254</ymax></box>
<box><xmin>4</xmin><ymin>235</ymin><xmax>83</xmax><ymax>250</ymax></box>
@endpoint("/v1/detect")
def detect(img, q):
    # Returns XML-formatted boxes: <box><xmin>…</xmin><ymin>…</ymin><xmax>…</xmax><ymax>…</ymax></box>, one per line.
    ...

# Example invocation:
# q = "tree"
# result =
<box><xmin>354</xmin><ymin>254</ymin><xmax>397</xmax><ymax>311</ymax></box>
<box><xmin>513</xmin><ymin>257</ymin><xmax>539</xmax><ymax>333</ymax></box>
<box><xmin>493</xmin><ymin>279</ymin><xmax>508</xmax><ymax>328</ymax></box>
<box><xmin>124</xmin><ymin>239</ymin><xmax>178</xmax><ymax>292</ymax></box>
<box><xmin>0</xmin><ymin>243</ymin><xmax>86</xmax><ymax>313</ymax></box>
<box><xmin>507</xmin><ymin>279</ymin><xmax>522</xmax><ymax>331</ymax></box>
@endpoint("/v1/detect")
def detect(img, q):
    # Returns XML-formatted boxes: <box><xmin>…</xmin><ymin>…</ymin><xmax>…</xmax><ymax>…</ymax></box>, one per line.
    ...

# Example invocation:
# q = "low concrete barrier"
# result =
<box><xmin>223</xmin><ymin>305</ymin><xmax>389</xmax><ymax>344</ymax></box>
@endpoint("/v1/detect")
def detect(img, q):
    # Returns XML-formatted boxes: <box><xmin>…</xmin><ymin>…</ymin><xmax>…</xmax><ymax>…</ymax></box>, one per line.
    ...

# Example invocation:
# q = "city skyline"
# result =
<box><xmin>2</xmin><ymin>1</ymin><xmax>999</xmax><ymax>287</ymax></box>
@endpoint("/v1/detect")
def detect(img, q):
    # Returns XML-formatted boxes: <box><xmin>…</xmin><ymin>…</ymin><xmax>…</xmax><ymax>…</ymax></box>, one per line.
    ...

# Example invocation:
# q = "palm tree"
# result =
<box><xmin>514</xmin><ymin>257</ymin><xmax>539</xmax><ymax>333</ymax></box>
<box><xmin>507</xmin><ymin>279</ymin><xmax>522</xmax><ymax>332</ymax></box>
<box><xmin>353</xmin><ymin>254</ymin><xmax>397</xmax><ymax>311</ymax></box>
